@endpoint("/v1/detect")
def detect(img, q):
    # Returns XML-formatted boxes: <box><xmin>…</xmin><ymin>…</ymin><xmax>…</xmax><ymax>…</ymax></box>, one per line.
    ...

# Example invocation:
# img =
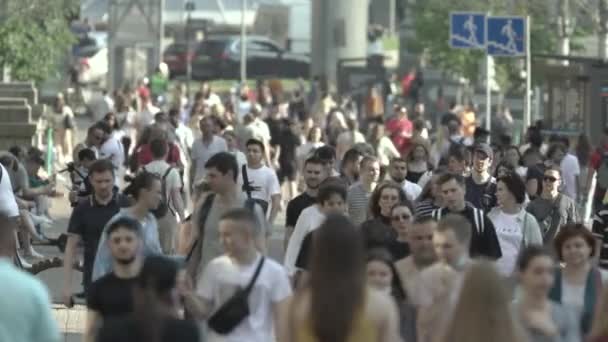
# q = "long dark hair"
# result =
<box><xmin>366</xmin><ymin>248</ymin><xmax>406</xmax><ymax>301</ymax></box>
<box><xmin>368</xmin><ymin>182</ymin><xmax>408</xmax><ymax>219</ymax></box>
<box><xmin>133</xmin><ymin>256</ymin><xmax>179</xmax><ymax>342</ymax></box>
<box><xmin>309</xmin><ymin>214</ymin><xmax>366</xmax><ymax>342</ymax></box>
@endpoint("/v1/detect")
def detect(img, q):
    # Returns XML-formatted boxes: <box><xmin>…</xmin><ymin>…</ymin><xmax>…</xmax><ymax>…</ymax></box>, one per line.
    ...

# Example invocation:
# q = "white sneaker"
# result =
<box><xmin>23</xmin><ymin>248</ymin><xmax>45</xmax><ymax>259</ymax></box>
<box><xmin>17</xmin><ymin>253</ymin><xmax>32</xmax><ymax>268</ymax></box>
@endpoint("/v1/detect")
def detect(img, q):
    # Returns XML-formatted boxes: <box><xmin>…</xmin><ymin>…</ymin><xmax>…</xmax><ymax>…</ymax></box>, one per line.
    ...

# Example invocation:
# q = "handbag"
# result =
<box><xmin>207</xmin><ymin>256</ymin><xmax>265</xmax><ymax>334</ymax></box>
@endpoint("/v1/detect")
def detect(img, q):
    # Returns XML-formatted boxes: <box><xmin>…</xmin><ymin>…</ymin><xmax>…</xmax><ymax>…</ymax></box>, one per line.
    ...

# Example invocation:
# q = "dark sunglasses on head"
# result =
<box><xmin>543</xmin><ymin>176</ymin><xmax>559</xmax><ymax>183</ymax></box>
<box><xmin>392</xmin><ymin>214</ymin><xmax>411</xmax><ymax>221</ymax></box>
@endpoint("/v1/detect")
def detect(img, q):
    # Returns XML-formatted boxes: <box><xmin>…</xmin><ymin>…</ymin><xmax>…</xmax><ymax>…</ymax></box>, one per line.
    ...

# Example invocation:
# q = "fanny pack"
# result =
<box><xmin>208</xmin><ymin>256</ymin><xmax>265</xmax><ymax>334</ymax></box>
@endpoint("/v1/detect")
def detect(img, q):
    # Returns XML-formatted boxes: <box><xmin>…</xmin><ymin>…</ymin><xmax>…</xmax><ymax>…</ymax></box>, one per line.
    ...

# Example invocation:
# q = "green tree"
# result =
<box><xmin>0</xmin><ymin>0</ymin><xmax>77</xmax><ymax>82</ymax></box>
<box><xmin>408</xmin><ymin>0</ymin><xmax>589</xmax><ymax>91</ymax></box>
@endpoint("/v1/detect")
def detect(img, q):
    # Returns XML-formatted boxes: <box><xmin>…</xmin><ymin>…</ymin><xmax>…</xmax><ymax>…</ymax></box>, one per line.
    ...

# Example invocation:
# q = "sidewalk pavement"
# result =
<box><xmin>37</xmin><ymin>178</ymin><xmax>286</xmax><ymax>341</ymax></box>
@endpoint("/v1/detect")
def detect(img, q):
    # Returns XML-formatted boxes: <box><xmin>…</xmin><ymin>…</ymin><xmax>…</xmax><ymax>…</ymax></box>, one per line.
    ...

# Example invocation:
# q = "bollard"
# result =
<box><xmin>46</xmin><ymin>127</ymin><xmax>53</xmax><ymax>175</ymax></box>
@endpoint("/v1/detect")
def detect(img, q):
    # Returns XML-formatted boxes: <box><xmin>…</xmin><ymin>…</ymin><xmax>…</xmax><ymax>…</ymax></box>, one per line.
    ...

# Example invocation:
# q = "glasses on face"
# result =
<box><xmin>392</xmin><ymin>214</ymin><xmax>411</xmax><ymax>222</ymax></box>
<box><xmin>543</xmin><ymin>176</ymin><xmax>559</xmax><ymax>183</ymax></box>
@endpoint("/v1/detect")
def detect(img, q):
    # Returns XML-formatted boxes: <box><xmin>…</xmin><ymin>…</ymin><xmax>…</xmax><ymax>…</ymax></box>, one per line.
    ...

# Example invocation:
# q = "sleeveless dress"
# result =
<box><xmin>295</xmin><ymin>310</ymin><xmax>377</xmax><ymax>342</ymax></box>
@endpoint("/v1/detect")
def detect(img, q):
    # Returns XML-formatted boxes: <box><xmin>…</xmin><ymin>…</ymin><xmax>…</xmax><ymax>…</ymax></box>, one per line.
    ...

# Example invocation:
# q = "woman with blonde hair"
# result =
<box><xmin>439</xmin><ymin>261</ymin><xmax>528</xmax><ymax>342</ymax></box>
<box><xmin>589</xmin><ymin>283</ymin><xmax>608</xmax><ymax>341</ymax></box>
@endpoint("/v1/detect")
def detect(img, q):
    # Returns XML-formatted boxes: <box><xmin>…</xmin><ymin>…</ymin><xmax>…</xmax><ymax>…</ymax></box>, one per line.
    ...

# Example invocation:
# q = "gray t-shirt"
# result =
<box><xmin>526</xmin><ymin>194</ymin><xmax>579</xmax><ymax>244</ymax></box>
<box><xmin>191</xmin><ymin>192</ymin><xmax>268</xmax><ymax>280</ymax></box>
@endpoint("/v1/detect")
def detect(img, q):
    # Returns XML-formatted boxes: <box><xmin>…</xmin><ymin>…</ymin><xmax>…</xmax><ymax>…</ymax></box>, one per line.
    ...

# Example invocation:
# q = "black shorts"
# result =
<box><xmin>278</xmin><ymin>162</ymin><xmax>297</xmax><ymax>183</ymax></box>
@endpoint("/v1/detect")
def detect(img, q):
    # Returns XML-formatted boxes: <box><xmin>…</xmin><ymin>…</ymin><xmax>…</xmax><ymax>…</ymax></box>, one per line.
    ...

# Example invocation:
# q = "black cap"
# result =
<box><xmin>473</xmin><ymin>143</ymin><xmax>493</xmax><ymax>159</ymax></box>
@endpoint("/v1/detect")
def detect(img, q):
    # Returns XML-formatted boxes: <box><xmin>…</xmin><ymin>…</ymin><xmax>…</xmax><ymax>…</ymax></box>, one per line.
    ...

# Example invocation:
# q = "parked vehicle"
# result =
<box><xmin>163</xmin><ymin>42</ymin><xmax>197</xmax><ymax>78</ymax></box>
<box><xmin>72</xmin><ymin>32</ymin><xmax>108</xmax><ymax>86</ymax></box>
<box><xmin>187</xmin><ymin>35</ymin><xmax>310</xmax><ymax>80</ymax></box>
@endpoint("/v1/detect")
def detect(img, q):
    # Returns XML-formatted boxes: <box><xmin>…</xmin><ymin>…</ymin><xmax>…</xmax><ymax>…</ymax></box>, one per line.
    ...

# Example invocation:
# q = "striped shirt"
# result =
<box><xmin>415</xmin><ymin>198</ymin><xmax>439</xmax><ymax>218</ymax></box>
<box><xmin>592</xmin><ymin>207</ymin><xmax>608</xmax><ymax>269</ymax></box>
<box><xmin>347</xmin><ymin>182</ymin><xmax>373</xmax><ymax>226</ymax></box>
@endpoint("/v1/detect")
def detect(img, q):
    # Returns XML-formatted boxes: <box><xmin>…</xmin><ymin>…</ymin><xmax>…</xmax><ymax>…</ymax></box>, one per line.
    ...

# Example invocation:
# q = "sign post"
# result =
<box><xmin>450</xmin><ymin>13</ymin><xmax>529</xmax><ymax>135</ymax></box>
<box><xmin>450</xmin><ymin>13</ymin><xmax>488</xmax><ymax>128</ymax></box>
<box><xmin>486</xmin><ymin>16</ymin><xmax>527</xmax><ymax>133</ymax></box>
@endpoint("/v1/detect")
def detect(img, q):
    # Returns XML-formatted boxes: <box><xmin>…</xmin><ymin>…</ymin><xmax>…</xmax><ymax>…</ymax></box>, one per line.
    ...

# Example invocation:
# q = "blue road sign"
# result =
<box><xmin>450</xmin><ymin>12</ymin><xmax>486</xmax><ymax>49</ymax></box>
<box><xmin>486</xmin><ymin>16</ymin><xmax>526</xmax><ymax>56</ymax></box>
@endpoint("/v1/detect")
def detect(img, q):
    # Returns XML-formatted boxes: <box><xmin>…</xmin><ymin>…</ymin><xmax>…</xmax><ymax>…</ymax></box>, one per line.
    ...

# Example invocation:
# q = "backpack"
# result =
<box><xmin>144</xmin><ymin>166</ymin><xmax>174</xmax><ymax>218</ymax></box>
<box><xmin>596</xmin><ymin>148</ymin><xmax>608</xmax><ymax>189</ymax></box>
<box><xmin>185</xmin><ymin>165</ymin><xmax>260</xmax><ymax>267</ymax></box>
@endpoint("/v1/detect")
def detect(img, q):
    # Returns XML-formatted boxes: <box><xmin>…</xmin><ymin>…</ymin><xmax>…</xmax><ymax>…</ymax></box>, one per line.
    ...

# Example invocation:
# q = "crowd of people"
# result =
<box><xmin>2</xmin><ymin>74</ymin><xmax>608</xmax><ymax>342</ymax></box>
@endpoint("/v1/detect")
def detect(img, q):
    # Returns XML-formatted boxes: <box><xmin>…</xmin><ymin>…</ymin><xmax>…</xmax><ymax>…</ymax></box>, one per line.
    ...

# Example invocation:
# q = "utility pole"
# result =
<box><xmin>185</xmin><ymin>0</ymin><xmax>195</xmax><ymax>97</ymax></box>
<box><xmin>240</xmin><ymin>0</ymin><xmax>247</xmax><ymax>83</ymax></box>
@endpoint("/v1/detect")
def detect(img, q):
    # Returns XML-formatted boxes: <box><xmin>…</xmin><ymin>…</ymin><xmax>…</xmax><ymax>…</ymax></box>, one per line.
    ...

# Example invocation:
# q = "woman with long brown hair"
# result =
<box><xmin>439</xmin><ymin>261</ymin><xmax>528</xmax><ymax>342</ymax></box>
<box><xmin>360</xmin><ymin>183</ymin><xmax>410</xmax><ymax>259</ymax></box>
<box><xmin>282</xmin><ymin>214</ymin><xmax>400</xmax><ymax>342</ymax></box>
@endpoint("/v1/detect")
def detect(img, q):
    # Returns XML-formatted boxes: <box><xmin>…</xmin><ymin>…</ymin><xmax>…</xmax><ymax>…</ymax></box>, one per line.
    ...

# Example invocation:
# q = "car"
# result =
<box><xmin>189</xmin><ymin>36</ymin><xmax>310</xmax><ymax>80</ymax></box>
<box><xmin>72</xmin><ymin>32</ymin><xmax>108</xmax><ymax>86</ymax></box>
<box><xmin>163</xmin><ymin>42</ymin><xmax>197</xmax><ymax>78</ymax></box>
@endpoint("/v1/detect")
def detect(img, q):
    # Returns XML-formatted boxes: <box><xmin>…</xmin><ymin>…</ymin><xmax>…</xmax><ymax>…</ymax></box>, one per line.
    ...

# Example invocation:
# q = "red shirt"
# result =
<box><xmin>137</xmin><ymin>143</ymin><xmax>181</xmax><ymax>167</ymax></box>
<box><xmin>590</xmin><ymin>144</ymin><xmax>608</xmax><ymax>170</ymax></box>
<box><xmin>386</xmin><ymin>117</ymin><xmax>413</xmax><ymax>154</ymax></box>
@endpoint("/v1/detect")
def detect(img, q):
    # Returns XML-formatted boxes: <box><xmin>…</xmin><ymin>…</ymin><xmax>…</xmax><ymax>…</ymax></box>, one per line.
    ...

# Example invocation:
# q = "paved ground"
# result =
<box><xmin>32</xmin><ymin>116</ymin><xmax>287</xmax><ymax>341</ymax></box>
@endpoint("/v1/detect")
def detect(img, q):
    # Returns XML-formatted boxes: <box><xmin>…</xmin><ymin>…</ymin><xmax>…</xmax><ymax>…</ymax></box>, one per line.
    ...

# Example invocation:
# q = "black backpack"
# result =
<box><xmin>145</xmin><ymin>166</ymin><xmax>174</xmax><ymax>218</ymax></box>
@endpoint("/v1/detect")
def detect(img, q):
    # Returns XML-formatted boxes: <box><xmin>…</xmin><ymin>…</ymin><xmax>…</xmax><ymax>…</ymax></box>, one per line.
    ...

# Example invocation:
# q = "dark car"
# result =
<box><xmin>190</xmin><ymin>36</ymin><xmax>310</xmax><ymax>80</ymax></box>
<box><xmin>163</xmin><ymin>42</ymin><xmax>197</xmax><ymax>78</ymax></box>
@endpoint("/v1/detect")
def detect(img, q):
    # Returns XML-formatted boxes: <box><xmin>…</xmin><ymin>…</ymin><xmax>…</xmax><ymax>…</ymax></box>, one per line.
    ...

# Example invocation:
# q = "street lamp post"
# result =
<box><xmin>185</xmin><ymin>1</ymin><xmax>195</xmax><ymax>97</ymax></box>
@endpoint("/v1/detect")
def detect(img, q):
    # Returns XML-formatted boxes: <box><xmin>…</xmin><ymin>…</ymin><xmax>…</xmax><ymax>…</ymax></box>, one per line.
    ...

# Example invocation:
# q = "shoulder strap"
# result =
<box><xmin>162</xmin><ymin>166</ymin><xmax>173</xmax><ymax>180</ymax></box>
<box><xmin>242</xmin><ymin>164</ymin><xmax>252</xmax><ymax>199</ymax></box>
<box><xmin>185</xmin><ymin>193</ymin><xmax>216</xmax><ymax>262</ymax></box>
<box><xmin>243</xmin><ymin>256</ymin><xmax>265</xmax><ymax>294</ymax></box>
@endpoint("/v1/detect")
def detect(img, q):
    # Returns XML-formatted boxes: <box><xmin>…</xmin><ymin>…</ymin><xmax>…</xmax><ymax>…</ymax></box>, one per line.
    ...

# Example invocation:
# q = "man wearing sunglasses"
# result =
<box><xmin>527</xmin><ymin>166</ymin><xmax>579</xmax><ymax>245</ymax></box>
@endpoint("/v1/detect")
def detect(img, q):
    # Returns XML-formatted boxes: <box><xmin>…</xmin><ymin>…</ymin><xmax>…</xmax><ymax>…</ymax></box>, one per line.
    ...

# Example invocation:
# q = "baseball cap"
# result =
<box><xmin>473</xmin><ymin>143</ymin><xmax>493</xmax><ymax>159</ymax></box>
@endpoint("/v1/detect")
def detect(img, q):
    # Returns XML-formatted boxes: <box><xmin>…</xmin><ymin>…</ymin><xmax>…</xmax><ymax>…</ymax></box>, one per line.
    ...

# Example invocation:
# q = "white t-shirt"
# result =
<box><xmin>283</xmin><ymin>205</ymin><xmax>325</xmax><ymax>276</ymax></box>
<box><xmin>560</xmin><ymin>154</ymin><xmax>580</xmax><ymax>200</ymax></box>
<box><xmin>197</xmin><ymin>254</ymin><xmax>292</xmax><ymax>342</ymax></box>
<box><xmin>99</xmin><ymin>136</ymin><xmax>125</xmax><ymax>170</ymax></box>
<box><xmin>191</xmin><ymin>135</ymin><xmax>228</xmax><ymax>183</ymax></box>
<box><xmin>245</xmin><ymin>165</ymin><xmax>280</xmax><ymax>204</ymax></box>
<box><xmin>402</xmin><ymin>180</ymin><xmax>422</xmax><ymax>202</ymax></box>
<box><xmin>0</xmin><ymin>164</ymin><xmax>19</xmax><ymax>218</ymax></box>
<box><xmin>136</xmin><ymin>104</ymin><xmax>160</xmax><ymax>131</ymax></box>
<box><xmin>491</xmin><ymin>210</ymin><xmax>523</xmax><ymax>276</ymax></box>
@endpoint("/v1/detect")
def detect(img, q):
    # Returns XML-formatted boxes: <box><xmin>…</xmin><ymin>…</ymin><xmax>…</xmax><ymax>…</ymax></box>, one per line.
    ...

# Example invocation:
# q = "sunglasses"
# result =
<box><xmin>392</xmin><ymin>214</ymin><xmax>411</xmax><ymax>221</ymax></box>
<box><xmin>543</xmin><ymin>176</ymin><xmax>559</xmax><ymax>183</ymax></box>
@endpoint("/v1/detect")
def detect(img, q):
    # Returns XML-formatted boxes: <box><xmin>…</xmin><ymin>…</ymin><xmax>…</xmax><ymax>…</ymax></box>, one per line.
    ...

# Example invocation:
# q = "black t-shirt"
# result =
<box><xmin>405</xmin><ymin>171</ymin><xmax>424</xmax><ymax>185</ymax></box>
<box><xmin>285</xmin><ymin>192</ymin><xmax>316</xmax><ymax>227</ymax></box>
<box><xmin>266</xmin><ymin>118</ymin><xmax>284</xmax><ymax>147</ymax></box>
<box><xmin>277</xmin><ymin>130</ymin><xmax>301</xmax><ymax>167</ymax></box>
<box><xmin>67</xmin><ymin>193</ymin><xmax>131</xmax><ymax>284</ymax></box>
<box><xmin>361</xmin><ymin>218</ymin><xmax>410</xmax><ymax>260</ymax></box>
<box><xmin>87</xmin><ymin>273</ymin><xmax>136</xmax><ymax>318</ymax></box>
<box><xmin>295</xmin><ymin>231</ymin><xmax>314</xmax><ymax>270</ymax></box>
<box><xmin>97</xmin><ymin>316</ymin><xmax>199</xmax><ymax>342</ymax></box>
<box><xmin>432</xmin><ymin>205</ymin><xmax>502</xmax><ymax>260</ymax></box>
<box><xmin>465</xmin><ymin>176</ymin><xmax>497</xmax><ymax>212</ymax></box>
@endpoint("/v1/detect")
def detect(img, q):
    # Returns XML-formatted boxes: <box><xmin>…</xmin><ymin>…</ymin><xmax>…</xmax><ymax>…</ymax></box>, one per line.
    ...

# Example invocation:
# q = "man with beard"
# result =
<box><xmin>285</xmin><ymin>156</ymin><xmax>326</xmax><ymax>249</ymax></box>
<box><xmin>389</xmin><ymin>157</ymin><xmax>422</xmax><ymax>202</ymax></box>
<box><xmin>83</xmin><ymin>217</ymin><xmax>143</xmax><ymax>342</ymax></box>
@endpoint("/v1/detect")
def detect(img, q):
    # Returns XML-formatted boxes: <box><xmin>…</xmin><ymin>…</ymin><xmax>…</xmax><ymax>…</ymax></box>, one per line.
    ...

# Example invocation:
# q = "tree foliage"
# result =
<box><xmin>0</xmin><ymin>0</ymin><xmax>78</xmax><ymax>82</ymax></box>
<box><xmin>408</xmin><ymin>0</ymin><xmax>591</xmax><ymax>92</ymax></box>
